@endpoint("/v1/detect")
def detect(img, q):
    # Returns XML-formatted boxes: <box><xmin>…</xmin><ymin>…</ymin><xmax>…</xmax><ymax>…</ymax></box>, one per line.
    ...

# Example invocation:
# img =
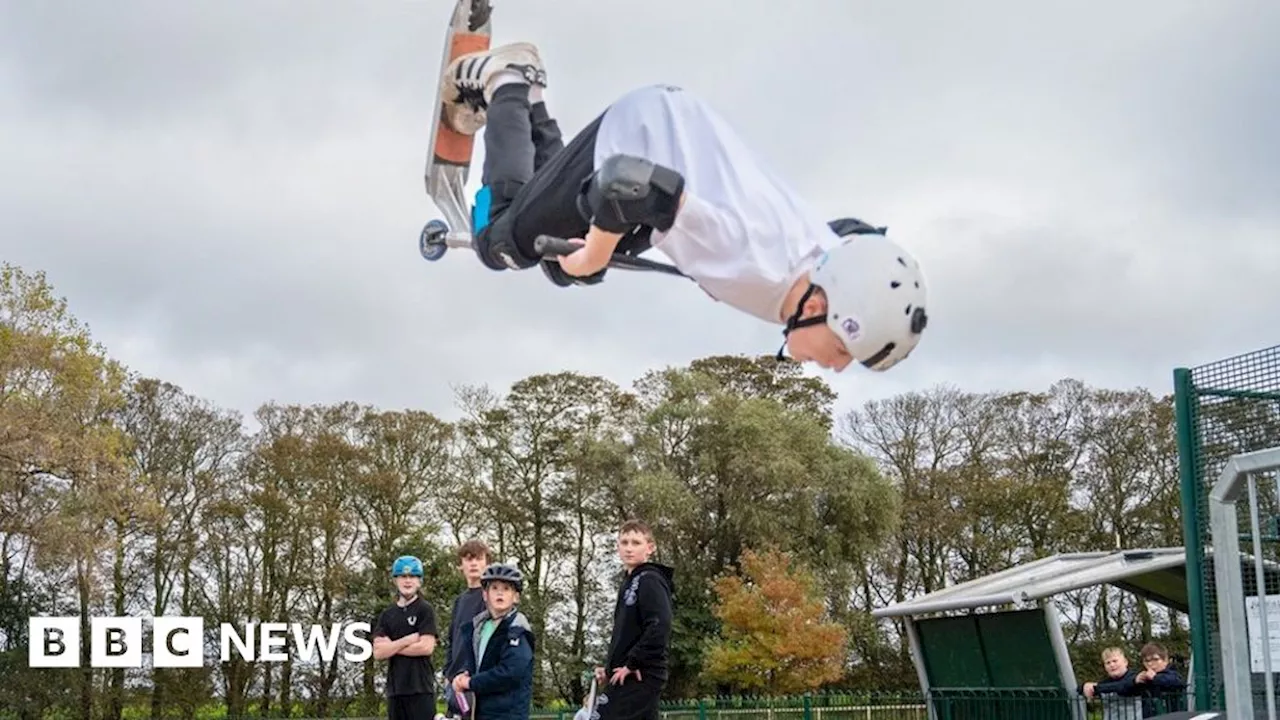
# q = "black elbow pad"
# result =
<box><xmin>580</xmin><ymin>154</ymin><xmax>685</xmax><ymax>234</ymax></box>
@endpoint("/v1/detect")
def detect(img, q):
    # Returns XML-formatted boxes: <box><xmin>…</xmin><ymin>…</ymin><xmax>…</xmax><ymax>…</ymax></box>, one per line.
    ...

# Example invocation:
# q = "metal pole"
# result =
<box><xmin>870</xmin><ymin>593</ymin><xmax>1018</xmax><ymax>618</ymax></box>
<box><xmin>903</xmin><ymin>617</ymin><xmax>938</xmax><ymax>720</ymax></box>
<box><xmin>1248</xmin><ymin>473</ymin><xmax>1278</xmax><ymax>718</ymax></box>
<box><xmin>1043</xmin><ymin>603</ymin><xmax>1085</xmax><ymax>720</ymax></box>
<box><xmin>1209</xmin><ymin>448</ymin><xmax>1280</xmax><ymax>718</ymax></box>
<box><xmin>1174</xmin><ymin>367</ymin><xmax>1212</xmax><ymax>709</ymax></box>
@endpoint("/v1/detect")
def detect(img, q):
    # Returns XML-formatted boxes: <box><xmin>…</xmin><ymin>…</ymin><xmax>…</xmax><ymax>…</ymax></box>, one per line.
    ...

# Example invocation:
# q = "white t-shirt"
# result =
<box><xmin>593</xmin><ymin>84</ymin><xmax>842</xmax><ymax>325</ymax></box>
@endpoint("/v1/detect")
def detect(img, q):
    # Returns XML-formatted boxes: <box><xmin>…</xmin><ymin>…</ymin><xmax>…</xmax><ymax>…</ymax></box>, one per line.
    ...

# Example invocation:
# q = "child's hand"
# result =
<box><xmin>452</xmin><ymin>672</ymin><xmax>470</xmax><ymax>692</ymax></box>
<box><xmin>556</xmin><ymin>225</ymin><xmax>625</xmax><ymax>277</ymax></box>
<box><xmin>554</xmin><ymin>239</ymin><xmax>597</xmax><ymax>277</ymax></box>
<box><xmin>1082</xmin><ymin>682</ymin><xmax>1096</xmax><ymax>698</ymax></box>
<box><xmin>609</xmin><ymin>666</ymin><xmax>641</xmax><ymax>685</ymax></box>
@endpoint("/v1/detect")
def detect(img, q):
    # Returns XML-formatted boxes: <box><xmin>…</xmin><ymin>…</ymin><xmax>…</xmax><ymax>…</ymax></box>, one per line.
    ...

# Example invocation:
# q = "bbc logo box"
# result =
<box><xmin>29</xmin><ymin>616</ymin><xmax>204</xmax><ymax>668</ymax></box>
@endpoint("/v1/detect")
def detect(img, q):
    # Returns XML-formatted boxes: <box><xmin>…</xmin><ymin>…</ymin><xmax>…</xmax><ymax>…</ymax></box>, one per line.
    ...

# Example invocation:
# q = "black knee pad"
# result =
<box><xmin>579</xmin><ymin>154</ymin><xmax>685</xmax><ymax>234</ymax></box>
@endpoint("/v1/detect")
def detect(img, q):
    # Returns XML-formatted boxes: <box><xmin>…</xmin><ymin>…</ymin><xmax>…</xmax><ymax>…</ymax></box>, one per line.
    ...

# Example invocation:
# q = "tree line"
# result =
<box><xmin>0</xmin><ymin>262</ymin><xmax>1218</xmax><ymax>720</ymax></box>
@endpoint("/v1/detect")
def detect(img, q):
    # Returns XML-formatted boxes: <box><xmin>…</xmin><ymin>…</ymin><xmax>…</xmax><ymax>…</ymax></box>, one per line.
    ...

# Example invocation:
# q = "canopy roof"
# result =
<box><xmin>872</xmin><ymin>546</ymin><xmax>1278</xmax><ymax>619</ymax></box>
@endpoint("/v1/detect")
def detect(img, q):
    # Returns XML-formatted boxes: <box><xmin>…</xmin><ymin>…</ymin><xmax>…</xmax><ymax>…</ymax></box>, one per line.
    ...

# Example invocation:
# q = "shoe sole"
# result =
<box><xmin>440</xmin><ymin>42</ymin><xmax>545</xmax><ymax>135</ymax></box>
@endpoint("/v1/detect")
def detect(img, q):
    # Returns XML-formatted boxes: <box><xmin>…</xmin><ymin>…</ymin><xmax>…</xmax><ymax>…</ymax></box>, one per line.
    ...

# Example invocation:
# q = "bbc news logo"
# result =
<box><xmin>29</xmin><ymin>617</ymin><xmax>373</xmax><ymax>668</ymax></box>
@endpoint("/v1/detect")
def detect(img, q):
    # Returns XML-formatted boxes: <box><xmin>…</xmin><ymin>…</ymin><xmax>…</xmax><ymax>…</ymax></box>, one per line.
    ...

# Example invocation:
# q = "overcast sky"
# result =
<box><xmin>2</xmin><ymin>0</ymin><xmax>1277</xmax><ymax>426</ymax></box>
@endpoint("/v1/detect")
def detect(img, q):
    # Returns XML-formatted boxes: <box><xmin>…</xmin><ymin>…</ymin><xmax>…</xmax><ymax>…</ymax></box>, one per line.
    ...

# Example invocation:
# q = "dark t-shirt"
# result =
<box><xmin>446</xmin><ymin>586</ymin><xmax>486</xmax><ymax>678</ymax></box>
<box><xmin>372</xmin><ymin>596</ymin><xmax>439</xmax><ymax>697</ymax></box>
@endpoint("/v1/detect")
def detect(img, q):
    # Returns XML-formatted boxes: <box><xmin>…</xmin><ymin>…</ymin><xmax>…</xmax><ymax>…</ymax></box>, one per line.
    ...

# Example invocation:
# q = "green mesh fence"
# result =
<box><xmin>1175</xmin><ymin>343</ymin><xmax>1280</xmax><ymax>711</ymax></box>
<box><xmin>526</xmin><ymin>690</ymin><xmax>1189</xmax><ymax>720</ymax></box>
<box><xmin>107</xmin><ymin>689</ymin><xmax>1195</xmax><ymax>720</ymax></box>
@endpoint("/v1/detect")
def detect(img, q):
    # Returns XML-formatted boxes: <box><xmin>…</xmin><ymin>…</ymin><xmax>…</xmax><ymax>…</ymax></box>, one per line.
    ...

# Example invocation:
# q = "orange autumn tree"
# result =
<box><xmin>703</xmin><ymin>548</ymin><xmax>848</xmax><ymax>694</ymax></box>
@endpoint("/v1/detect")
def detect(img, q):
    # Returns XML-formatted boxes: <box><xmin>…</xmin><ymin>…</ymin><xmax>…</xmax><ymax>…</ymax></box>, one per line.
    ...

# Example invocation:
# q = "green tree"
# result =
<box><xmin>0</xmin><ymin>264</ymin><xmax>129</xmax><ymax>720</ymax></box>
<box><xmin>117</xmin><ymin>376</ymin><xmax>244</xmax><ymax>720</ymax></box>
<box><xmin>455</xmin><ymin>372</ymin><xmax>634</xmax><ymax>704</ymax></box>
<box><xmin>353</xmin><ymin>406</ymin><xmax>455</xmax><ymax>707</ymax></box>
<box><xmin>0</xmin><ymin>259</ymin><xmax>1207</xmax><ymax>711</ymax></box>
<box><xmin>624</xmin><ymin>360</ymin><xmax>895</xmax><ymax>694</ymax></box>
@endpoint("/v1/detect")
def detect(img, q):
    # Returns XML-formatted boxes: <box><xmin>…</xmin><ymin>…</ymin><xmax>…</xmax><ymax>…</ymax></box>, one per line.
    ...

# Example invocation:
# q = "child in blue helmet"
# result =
<box><xmin>372</xmin><ymin>555</ymin><xmax>441</xmax><ymax>720</ymax></box>
<box><xmin>450</xmin><ymin>563</ymin><xmax>536</xmax><ymax>720</ymax></box>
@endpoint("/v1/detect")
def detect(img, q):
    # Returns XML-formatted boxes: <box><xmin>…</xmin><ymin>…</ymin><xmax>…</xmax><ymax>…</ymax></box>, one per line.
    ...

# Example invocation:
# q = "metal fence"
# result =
<box><xmin>1175</xmin><ymin>343</ymin><xmax>1280</xmax><ymax>711</ymax></box>
<box><xmin>526</xmin><ymin>689</ymin><xmax>1193</xmax><ymax>720</ymax></box>
<box><xmin>108</xmin><ymin>688</ymin><xmax>1198</xmax><ymax>720</ymax></box>
<box><xmin>1210</xmin><ymin>446</ymin><xmax>1280</xmax><ymax>719</ymax></box>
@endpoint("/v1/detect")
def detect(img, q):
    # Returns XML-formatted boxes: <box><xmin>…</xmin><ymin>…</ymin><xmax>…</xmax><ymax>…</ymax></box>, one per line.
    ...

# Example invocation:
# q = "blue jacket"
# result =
<box><xmin>1135</xmin><ymin>667</ymin><xmax>1187</xmax><ymax>716</ymax></box>
<box><xmin>455</xmin><ymin>608</ymin><xmax>536</xmax><ymax>720</ymax></box>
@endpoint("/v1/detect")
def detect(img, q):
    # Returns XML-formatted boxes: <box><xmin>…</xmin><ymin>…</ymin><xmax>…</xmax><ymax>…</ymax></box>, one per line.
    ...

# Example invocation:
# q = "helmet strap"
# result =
<box><xmin>775</xmin><ymin>284</ymin><xmax>827</xmax><ymax>361</ymax></box>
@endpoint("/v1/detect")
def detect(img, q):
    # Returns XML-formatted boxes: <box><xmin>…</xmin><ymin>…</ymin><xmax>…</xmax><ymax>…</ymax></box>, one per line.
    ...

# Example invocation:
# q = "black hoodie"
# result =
<box><xmin>606</xmin><ymin>562</ymin><xmax>675</xmax><ymax>679</ymax></box>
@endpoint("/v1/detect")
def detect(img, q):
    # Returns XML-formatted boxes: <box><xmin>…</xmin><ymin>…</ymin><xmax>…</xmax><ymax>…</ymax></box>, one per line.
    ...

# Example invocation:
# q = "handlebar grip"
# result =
<box><xmin>533</xmin><ymin>235</ymin><xmax>582</xmax><ymax>257</ymax></box>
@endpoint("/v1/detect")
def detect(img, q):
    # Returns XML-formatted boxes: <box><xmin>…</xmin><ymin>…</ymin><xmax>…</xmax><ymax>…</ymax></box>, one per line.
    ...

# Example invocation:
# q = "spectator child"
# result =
<box><xmin>451</xmin><ymin>563</ymin><xmax>536</xmax><ymax>720</ymax></box>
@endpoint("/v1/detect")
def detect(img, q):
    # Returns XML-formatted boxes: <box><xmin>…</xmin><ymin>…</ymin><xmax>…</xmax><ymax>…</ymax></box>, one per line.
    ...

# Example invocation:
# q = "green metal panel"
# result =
<box><xmin>913</xmin><ymin>610</ymin><xmax>1078</xmax><ymax>719</ymax></box>
<box><xmin>916</xmin><ymin>610</ymin><xmax>1062</xmax><ymax>691</ymax></box>
<box><xmin>917</xmin><ymin>614</ymin><xmax>992</xmax><ymax>687</ymax></box>
<box><xmin>976</xmin><ymin>611</ymin><xmax>1061</xmax><ymax>688</ymax></box>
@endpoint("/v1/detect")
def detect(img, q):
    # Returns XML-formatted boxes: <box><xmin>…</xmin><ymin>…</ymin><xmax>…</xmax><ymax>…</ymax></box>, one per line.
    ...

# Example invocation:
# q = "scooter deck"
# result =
<box><xmin>423</xmin><ymin>0</ymin><xmax>492</xmax><ymax>236</ymax></box>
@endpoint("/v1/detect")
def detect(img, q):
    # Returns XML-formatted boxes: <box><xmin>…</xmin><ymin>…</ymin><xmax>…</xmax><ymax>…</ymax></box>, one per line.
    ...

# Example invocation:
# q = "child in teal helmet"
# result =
<box><xmin>372</xmin><ymin>555</ymin><xmax>440</xmax><ymax>720</ymax></box>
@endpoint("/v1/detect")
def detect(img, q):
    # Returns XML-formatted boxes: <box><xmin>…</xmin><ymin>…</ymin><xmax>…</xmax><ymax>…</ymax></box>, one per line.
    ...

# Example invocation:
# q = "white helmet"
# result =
<box><xmin>806</xmin><ymin>227</ymin><xmax>928</xmax><ymax>371</ymax></box>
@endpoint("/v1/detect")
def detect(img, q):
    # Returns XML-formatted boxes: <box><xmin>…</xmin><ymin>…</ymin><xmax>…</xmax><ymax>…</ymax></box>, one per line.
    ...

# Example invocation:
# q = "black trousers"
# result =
<box><xmin>474</xmin><ymin>84</ymin><xmax>649</xmax><ymax>268</ymax></box>
<box><xmin>594</xmin><ymin>672</ymin><xmax>666</xmax><ymax>720</ymax></box>
<box><xmin>387</xmin><ymin>692</ymin><xmax>435</xmax><ymax>720</ymax></box>
<box><xmin>475</xmin><ymin>83</ymin><xmax>600</xmax><ymax>266</ymax></box>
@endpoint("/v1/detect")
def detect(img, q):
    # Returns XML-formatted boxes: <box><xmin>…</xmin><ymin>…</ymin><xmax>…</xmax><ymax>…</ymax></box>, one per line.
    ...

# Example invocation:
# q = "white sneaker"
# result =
<box><xmin>441</xmin><ymin>41</ymin><xmax>547</xmax><ymax>135</ymax></box>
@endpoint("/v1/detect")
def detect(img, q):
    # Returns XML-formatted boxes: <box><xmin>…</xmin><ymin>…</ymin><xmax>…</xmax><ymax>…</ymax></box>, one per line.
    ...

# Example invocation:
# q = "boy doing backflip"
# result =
<box><xmin>439</xmin><ymin>41</ymin><xmax>930</xmax><ymax>374</ymax></box>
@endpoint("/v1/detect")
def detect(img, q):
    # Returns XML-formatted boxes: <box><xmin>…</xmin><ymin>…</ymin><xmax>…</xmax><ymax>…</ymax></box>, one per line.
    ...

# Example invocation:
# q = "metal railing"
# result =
<box><xmin>84</xmin><ymin>688</ymin><xmax>1197</xmax><ymax>720</ymax></box>
<box><xmin>1210</xmin><ymin>446</ymin><xmax>1280</xmax><ymax>719</ymax></box>
<box><xmin>530</xmin><ymin>689</ymin><xmax>1192</xmax><ymax>720</ymax></box>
